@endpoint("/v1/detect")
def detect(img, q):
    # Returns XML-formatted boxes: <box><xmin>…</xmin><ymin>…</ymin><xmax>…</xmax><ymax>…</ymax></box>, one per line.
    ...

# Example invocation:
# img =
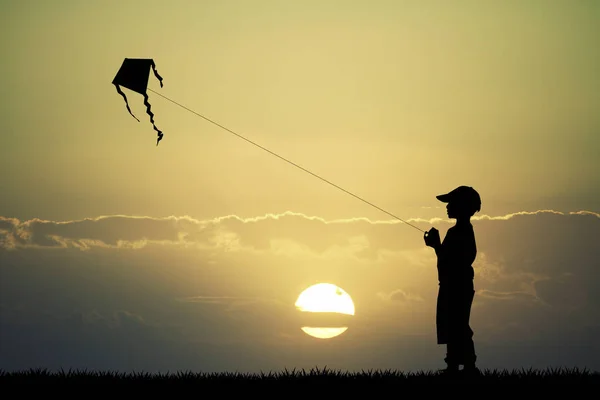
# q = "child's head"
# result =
<box><xmin>436</xmin><ymin>186</ymin><xmax>481</xmax><ymax>219</ymax></box>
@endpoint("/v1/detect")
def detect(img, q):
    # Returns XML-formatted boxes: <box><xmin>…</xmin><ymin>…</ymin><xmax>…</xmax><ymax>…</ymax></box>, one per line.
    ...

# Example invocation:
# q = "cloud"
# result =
<box><xmin>1</xmin><ymin>209</ymin><xmax>598</xmax><ymax>311</ymax></box>
<box><xmin>1</xmin><ymin>209</ymin><xmax>595</xmax><ymax>254</ymax></box>
<box><xmin>476</xmin><ymin>289</ymin><xmax>540</xmax><ymax>303</ymax></box>
<box><xmin>378</xmin><ymin>289</ymin><xmax>424</xmax><ymax>303</ymax></box>
<box><xmin>4</xmin><ymin>215</ymin><xmax>190</xmax><ymax>249</ymax></box>
<box><xmin>534</xmin><ymin>276</ymin><xmax>590</xmax><ymax>310</ymax></box>
<box><xmin>0</xmin><ymin>217</ymin><xmax>18</xmax><ymax>231</ymax></box>
<box><xmin>0</xmin><ymin>208</ymin><xmax>599</xmax><ymax>372</ymax></box>
<box><xmin>62</xmin><ymin>309</ymin><xmax>153</xmax><ymax>332</ymax></box>
<box><xmin>178</xmin><ymin>295</ymin><xmax>265</xmax><ymax>304</ymax></box>
<box><xmin>0</xmin><ymin>211</ymin><xmax>431</xmax><ymax>252</ymax></box>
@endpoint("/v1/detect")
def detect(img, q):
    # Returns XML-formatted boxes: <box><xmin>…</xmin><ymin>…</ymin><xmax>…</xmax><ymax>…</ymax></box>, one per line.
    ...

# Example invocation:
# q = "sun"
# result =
<box><xmin>295</xmin><ymin>283</ymin><xmax>355</xmax><ymax>339</ymax></box>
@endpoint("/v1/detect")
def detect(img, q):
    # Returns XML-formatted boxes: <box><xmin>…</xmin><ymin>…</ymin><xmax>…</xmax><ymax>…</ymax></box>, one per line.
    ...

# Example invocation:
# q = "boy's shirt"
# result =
<box><xmin>436</xmin><ymin>222</ymin><xmax>477</xmax><ymax>285</ymax></box>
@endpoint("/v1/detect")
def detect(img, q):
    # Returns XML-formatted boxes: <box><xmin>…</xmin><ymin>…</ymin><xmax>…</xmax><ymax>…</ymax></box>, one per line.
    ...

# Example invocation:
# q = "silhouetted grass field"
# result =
<box><xmin>1</xmin><ymin>367</ymin><xmax>598</xmax><ymax>388</ymax></box>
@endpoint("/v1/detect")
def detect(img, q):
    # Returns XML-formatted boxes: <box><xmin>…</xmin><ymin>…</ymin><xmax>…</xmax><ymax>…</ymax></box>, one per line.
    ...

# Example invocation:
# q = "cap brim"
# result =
<box><xmin>436</xmin><ymin>194</ymin><xmax>452</xmax><ymax>202</ymax></box>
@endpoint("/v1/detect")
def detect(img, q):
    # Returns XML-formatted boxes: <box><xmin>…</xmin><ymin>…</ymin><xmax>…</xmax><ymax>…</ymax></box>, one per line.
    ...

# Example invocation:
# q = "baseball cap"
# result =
<box><xmin>436</xmin><ymin>186</ymin><xmax>481</xmax><ymax>212</ymax></box>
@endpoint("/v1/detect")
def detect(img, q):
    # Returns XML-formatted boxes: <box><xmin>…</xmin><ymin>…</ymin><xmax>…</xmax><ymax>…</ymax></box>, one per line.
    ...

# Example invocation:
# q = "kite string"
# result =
<box><xmin>146</xmin><ymin>88</ymin><xmax>425</xmax><ymax>233</ymax></box>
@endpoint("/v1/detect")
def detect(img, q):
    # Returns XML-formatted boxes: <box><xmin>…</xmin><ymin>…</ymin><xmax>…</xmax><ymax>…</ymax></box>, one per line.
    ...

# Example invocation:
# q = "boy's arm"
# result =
<box><xmin>424</xmin><ymin>228</ymin><xmax>442</xmax><ymax>253</ymax></box>
<box><xmin>434</xmin><ymin>234</ymin><xmax>448</xmax><ymax>259</ymax></box>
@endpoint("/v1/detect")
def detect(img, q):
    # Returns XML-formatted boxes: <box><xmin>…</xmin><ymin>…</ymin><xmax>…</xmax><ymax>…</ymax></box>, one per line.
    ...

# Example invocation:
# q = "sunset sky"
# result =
<box><xmin>1</xmin><ymin>0</ymin><xmax>599</xmax><ymax>373</ymax></box>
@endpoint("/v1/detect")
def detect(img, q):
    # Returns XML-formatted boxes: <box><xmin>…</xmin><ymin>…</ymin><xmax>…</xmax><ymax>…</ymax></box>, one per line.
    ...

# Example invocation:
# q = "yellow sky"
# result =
<box><xmin>2</xmin><ymin>1</ymin><xmax>600</xmax><ymax>373</ymax></box>
<box><xmin>3</xmin><ymin>0</ymin><xmax>600</xmax><ymax>374</ymax></box>
<box><xmin>1</xmin><ymin>0</ymin><xmax>599</xmax><ymax>222</ymax></box>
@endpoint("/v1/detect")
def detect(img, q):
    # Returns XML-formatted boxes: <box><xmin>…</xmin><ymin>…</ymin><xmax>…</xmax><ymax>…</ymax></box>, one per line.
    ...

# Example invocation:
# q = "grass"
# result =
<box><xmin>1</xmin><ymin>366</ymin><xmax>598</xmax><ymax>388</ymax></box>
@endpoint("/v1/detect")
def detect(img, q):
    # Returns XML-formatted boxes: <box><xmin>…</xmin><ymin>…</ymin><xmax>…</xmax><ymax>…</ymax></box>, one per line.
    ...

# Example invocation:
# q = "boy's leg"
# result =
<box><xmin>463</xmin><ymin>290</ymin><xmax>477</xmax><ymax>368</ymax></box>
<box><xmin>462</xmin><ymin>334</ymin><xmax>477</xmax><ymax>369</ymax></box>
<box><xmin>444</xmin><ymin>343</ymin><xmax>460</xmax><ymax>371</ymax></box>
<box><xmin>452</xmin><ymin>289</ymin><xmax>476</xmax><ymax>369</ymax></box>
<box><xmin>461</xmin><ymin>290</ymin><xmax>479</xmax><ymax>374</ymax></box>
<box><xmin>462</xmin><ymin>341</ymin><xmax>480</xmax><ymax>376</ymax></box>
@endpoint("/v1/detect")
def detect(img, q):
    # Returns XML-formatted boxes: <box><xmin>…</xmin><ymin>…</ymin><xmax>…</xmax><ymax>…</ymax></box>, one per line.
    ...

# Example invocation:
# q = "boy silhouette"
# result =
<box><xmin>424</xmin><ymin>185</ymin><xmax>481</xmax><ymax>375</ymax></box>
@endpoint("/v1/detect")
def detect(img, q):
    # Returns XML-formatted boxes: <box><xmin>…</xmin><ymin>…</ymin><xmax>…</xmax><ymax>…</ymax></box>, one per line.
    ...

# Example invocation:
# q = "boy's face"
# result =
<box><xmin>446</xmin><ymin>202</ymin><xmax>456</xmax><ymax>218</ymax></box>
<box><xmin>446</xmin><ymin>201</ymin><xmax>470</xmax><ymax>219</ymax></box>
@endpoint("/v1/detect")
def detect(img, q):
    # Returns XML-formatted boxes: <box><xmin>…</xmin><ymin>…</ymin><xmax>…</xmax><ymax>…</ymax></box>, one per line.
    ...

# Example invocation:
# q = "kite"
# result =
<box><xmin>112</xmin><ymin>58</ymin><xmax>164</xmax><ymax>145</ymax></box>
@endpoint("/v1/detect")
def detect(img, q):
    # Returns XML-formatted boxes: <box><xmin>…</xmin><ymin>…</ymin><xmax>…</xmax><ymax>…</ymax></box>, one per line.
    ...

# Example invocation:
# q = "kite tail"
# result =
<box><xmin>143</xmin><ymin>92</ymin><xmax>163</xmax><ymax>146</ymax></box>
<box><xmin>113</xmin><ymin>83</ymin><xmax>140</xmax><ymax>122</ymax></box>
<box><xmin>151</xmin><ymin>62</ymin><xmax>164</xmax><ymax>88</ymax></box>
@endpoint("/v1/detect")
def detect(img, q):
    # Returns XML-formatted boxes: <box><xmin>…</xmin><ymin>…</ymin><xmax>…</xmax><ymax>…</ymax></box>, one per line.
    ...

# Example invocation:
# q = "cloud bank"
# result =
<box><xmin>1</xmin><ymin>209</ymin><xmax>598</xmax><ymax>372</ymax></box>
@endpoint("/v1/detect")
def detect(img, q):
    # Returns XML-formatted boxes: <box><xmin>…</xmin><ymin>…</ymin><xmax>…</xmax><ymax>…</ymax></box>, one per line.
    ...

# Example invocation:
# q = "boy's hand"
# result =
<box><xmin>424</xmin><ymin>228</ymin><xmax>441</xmax><ymax>249</ymax></box>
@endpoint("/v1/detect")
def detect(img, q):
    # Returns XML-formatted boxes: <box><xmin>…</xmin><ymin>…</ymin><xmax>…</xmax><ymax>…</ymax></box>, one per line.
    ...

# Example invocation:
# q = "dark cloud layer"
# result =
<box><xmin>1</xmin><ymin>210</ymin><xmax>598</xmax><ymax>372</ymax></box>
